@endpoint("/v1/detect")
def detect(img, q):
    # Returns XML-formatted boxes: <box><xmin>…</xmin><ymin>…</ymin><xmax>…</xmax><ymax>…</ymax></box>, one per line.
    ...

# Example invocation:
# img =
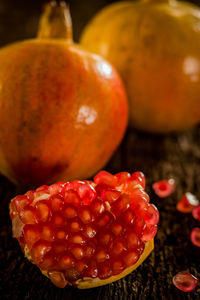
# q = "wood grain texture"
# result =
<box><xmin>0</xmin><ymin>126</ymin><xmax>200</xmax><ymax>300</ymax></box>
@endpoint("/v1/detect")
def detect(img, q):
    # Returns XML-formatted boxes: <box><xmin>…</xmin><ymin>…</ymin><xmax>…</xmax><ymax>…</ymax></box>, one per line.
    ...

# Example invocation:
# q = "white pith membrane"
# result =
<box><xmin>10</xmin><ymin>178</ymin><xmax>157</xmax><ymax>288</ymax></box>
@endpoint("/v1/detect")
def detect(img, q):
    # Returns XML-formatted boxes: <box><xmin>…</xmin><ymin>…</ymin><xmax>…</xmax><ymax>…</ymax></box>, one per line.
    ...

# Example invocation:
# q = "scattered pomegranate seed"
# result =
<box><xmin>192</xmin><ymin>205</ymin><xmax>200</xmax><ymax>221</ymax></box>
<box><xmin>9</xmin><ymin>170</ymin><xmax>159</xmax><ymax>288</ymax></box>
<box><xmin>177</xmin><ymin>193</ymin><xmax>199</xmax><ymax>213</ymax></box>
<box><xmin>173</xmin><ymin>271</ymin><xmax>199</xmax><ymax>292</ymax></box>
<box><xmin>190</xmin><ymin>228</ymin><xmax>200</xmax><ymax>247</ymax></box>
<box><xmin>152</xmin><ymin>179</ymin><xmax>175</xmax><ymax>198</ymax></box>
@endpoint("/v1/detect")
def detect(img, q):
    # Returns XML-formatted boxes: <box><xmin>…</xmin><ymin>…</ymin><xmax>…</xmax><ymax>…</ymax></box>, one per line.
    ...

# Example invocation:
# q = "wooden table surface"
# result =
<box><xmin>0</xmin><ymin>126</ymin><xmax>200</xmax><ymax>300</ymax></box>
<box><xmin>0</xmin><ymin>0</ymin><xmax>200</xmax><ymax>299</ymax></box>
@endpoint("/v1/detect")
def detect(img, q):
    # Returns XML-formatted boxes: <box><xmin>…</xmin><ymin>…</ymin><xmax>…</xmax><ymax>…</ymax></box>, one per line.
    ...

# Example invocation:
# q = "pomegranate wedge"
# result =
<box><xmin>9</xmin><ymin>171</ymin><xmax>159</xmax><ymax>289</ymax></box>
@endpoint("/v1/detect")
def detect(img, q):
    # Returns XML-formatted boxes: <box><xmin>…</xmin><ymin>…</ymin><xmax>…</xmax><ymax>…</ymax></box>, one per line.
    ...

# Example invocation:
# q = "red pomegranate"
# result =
<box><xmin>0</xmin><ymin>2</ymin><xmax>128</xmax><ymax>186</ymax></box>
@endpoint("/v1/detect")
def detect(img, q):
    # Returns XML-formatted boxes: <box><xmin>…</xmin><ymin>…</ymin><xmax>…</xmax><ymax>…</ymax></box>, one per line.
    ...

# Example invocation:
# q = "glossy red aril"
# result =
<box><xmin>152</xmin><ymin>179</ymin><xmax>175</xmax><ymax>198</ymax></box>
<box><xmin>9</xmin><ymin>170</ymin><xmax>159</xmax><ymax>289</ymax></box>
<box><xmin>176</xmin><ymin>193</ymin><xmax>199</xmax><ymax>213</ymax></box>
<box><xmin>173</xmin><ymin>271</ymin><xmax>199</xmax><ymax>292</ymax></box>
<box><xmin>192</xmin><ymin>205</ymin><xmax>200</xmax><ymax>221</ymax></box>
<box><xmin>190</xmin><ymin>228</ymin><xmax>200</xmax><ymax>247</ymax></box>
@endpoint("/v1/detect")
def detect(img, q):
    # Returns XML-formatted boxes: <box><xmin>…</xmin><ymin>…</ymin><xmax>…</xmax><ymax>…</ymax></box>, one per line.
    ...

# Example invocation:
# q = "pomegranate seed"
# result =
<box><xmin>111</xmin><ymin>194</ymin><xmax>130</xmax><ymax>216</ymax></box>
<box><xmin>64</xmin><ymin>190</ymin><xmax>80</xmax><ymax>206</ymax></box>
<box><xmin>111</xmin><ymin>223</ymin><xmax>123</xmax><ymax>236</ymax></box>
<box><xmin>55</xmin><ymin>229</ymin><xmax>67</xmax><ymax>240</ymax></box>
<box><xmin>177</xmin><ymin>193</ymin><xmax>199</xmax><ymax>213</ymax></box>
<box><xmin>85</xmin><ymin>264</ymin><xmax>98</xmax><ymax>278</ymax></box>
<box><xmin>40</xmin><ymin>225</ymin><xmax>55</xmax><ymax>241</ymax></box>
<box><xmin>132</xmin><ymin>217</ymin><xmax>146</xmax><ymax>237</ymax></box>
<box><xmin>84</xmin><ymin>244</ymin><xmax>95</xmax><ymax>258</ymax></box>
<box><xmin>90</xmin><ymin>198</ymin><xmax>105</xmax><ymax>216</ymax></box>
<box><xmin>98</xmin><ymin>262</ymin><xmax>112</xmax><ymax>279</ymax></box>
<box><xmin>66</xmin><ymin>181</ymin><xmax>96</xmax><ymax>205</ymax></box>
<box><xmin>112</xmin><ymin>260</ymin><xmax>125</xmax><ymax>275</ymax></box>
<box><xmin>95</xmin><ymin>248</ymin><xmax>109</xmax><ymax>262</ymax></box>
<box><xmin>152</xmin><ymin>178</ymin><xmax>175</xmax><ymax>198</ymax></box>
<box><xmin>31</xmin><ymin>240</ymin><xmax>52</xmax><ymax>263</ymax></box>
<box><xmin>77</xmin><ymin>182</ymin><xmax>96</xmax><ymax>205</ymax></box>
<box><xmin>69</xmin><ymin>234</ymin><xmax>86</xmax><ymax>245</ymax></box>
<box><xmin>63</xmin><ymin>205</ymin><xmax>77</xmax><ymax>219</ymax></box>
<box><xmin>125</xmin><ymin>232</ymin><xmax>141</xmax><ymax>249</ymax></box>
<box><xmin>51</xmin><ymin>195</ymin><xmax>64</xmax><ymax>212</ymax></box>
<box><xmin>114</xmin><ymin>172</ymin><xmax>131</xmax><ymax>185</ymax></box>
<box><xmin>173</xmin><ymin>271</ymin><xmax>199</xmax><ymax>292</ymax></box>
<box><xmin>130</xmin><ymin>171</ymin><xmax>146</xmax><ymax>189</ymax></box>
<box><xmin>192</xmin><ymin>205</ymin><xmax>200</xmax><ymax>221</ymax></box>
<box><xmin>83</xmin><ymin>225</ymin><xmax>96</xmax><ymax>239</ymax></box>
<box><xmin>52</xmin><ymin>214</ymin><xmax>65</xmax><ymax>227</ymax></box>
<box><xmin>94</xmin><ymin>170</ymin><xmax>117</xmax><ymax>187</ymax></box>
<box><xmin>19</xmin><ymin>206</ymin><xmax>38</xmax><ymax>224</ymax></box>
<box><xmin>36</xmin><ymin>185</ymin><xmax>49</xmax><ymax>192</ymax></box>
<box><xmin>39</xmin><ymin>254</ymin><xmax>55</xmax><ymax>270</ymax></box>
<box><xmin>13</xmin><ymin>195</ymin><xmax>29</xmax><ymax>212</ymax></box>
<box><xmin>142</xmin><ymin>225</ymin><xmax>157</xmax><ymax>242</ymax></box>
<box><xmin>76</xmin><ymin>260</ymin><xmax>88</xmax><ymax>273</ymax></box>
<box><xmin>141</xmin><ymin>204</ymin><xmax>159</xmax><ymax>225</ymax></box>
<box><xmin>122</xmin><ymin>209</ymin><xmax>135</xmax><ymax>225</ymax></box>
<box><xmin>58</xmin><ymin>254</ymin><xmax>74</xmax><ymax>270</ymax></box>
<box><xmin>123</xmin><ymin>180</ymin><xmax>141</xmax><ymax>194</ymax></box>
<box><xmin>70</xmin><ymin>246</ymin><xmax>84</xmax><ymax>260</ymax></box>
<box><xmin>23</xmin><ymin>225</ymin><xmax>40</xmax><ymax>248</ymax></box>
<box><xmin>98</xmin><ymin>232</ymin><xmax>113</xmax><ymax>247</ymax></box>
<box><xmin>53</xmin><ymin>241</ymin><xmax>68</xmax><ymax>254</ymax></box>
<box><xmin>79</xmin><ymin>208</ymin><xmax>93</xmax><ymax>224</ymax></box>
<box><xmin>36</xmin><ymin>201</ymin><xmax>50</xmax><ymax>222</ymax></box>
<box><xmin>190</xmin><ymin>228</ymin><xmax>200</xmax><ymax>247</ymax></box>
<box><xmin>123</xmin><ymin>249</ymin><xmax>139</xmax><ymax>267</ymax></box>
<box><xmin>111</xmin><ymin>240</ymin><xmax>125</xmax><ymax>256</ymax></box>
<box><xmin>102</xmin><ymin>189</ymin><xmax>121</xmax><ymax>204</ymax></box>
<box><xmin>96</xmin><ymin>212</ymin><xmax>113</xmax><ymax>228</ymax></box>
<box><xmin>49</xmin><ymin>182</ymin><xmax>66</xmax><ymax>195</ymax></box>
<box><xmin>48</xmin><ymin>271</ymin><xmax>67</xmax><ymax>288</ymax></box>
<box><xmin>25</xmin><ymin>190</ymin><xmax>35</xmax><ymax>201</ymax></box>
<box><xmin>130</xmin><ymin>193</ymin><xmax>148</xmax><ymax>214</ymax></box>
<box><xmin>68</xmin><ymin>219</ymin><xmax>83</xmax><ymax>232</ymax></box>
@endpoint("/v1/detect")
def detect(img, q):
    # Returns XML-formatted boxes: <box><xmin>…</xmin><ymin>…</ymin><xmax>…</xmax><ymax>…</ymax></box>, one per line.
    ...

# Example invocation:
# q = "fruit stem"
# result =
<box><xmin>37</xmin><ymin>1</ymin><xmax>72</xmax><ymax>40</ymax></box>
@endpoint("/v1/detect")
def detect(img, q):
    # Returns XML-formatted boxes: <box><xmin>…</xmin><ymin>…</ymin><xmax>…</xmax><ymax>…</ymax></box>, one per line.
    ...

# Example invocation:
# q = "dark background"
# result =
<box><xmin>0</xmin><ymin>0</ymin><xmax>199</xmax><ymax>45</ymax></box>
<box><xmin>0</xmin><ymin>0</ymin><xmax>200</xmax><ymax>299</ymax></box>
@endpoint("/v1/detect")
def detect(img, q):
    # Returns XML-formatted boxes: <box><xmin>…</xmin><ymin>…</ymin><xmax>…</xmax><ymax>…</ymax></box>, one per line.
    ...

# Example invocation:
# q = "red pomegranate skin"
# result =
<box><xmin>0</xmin><ymin>41</ymin><xmax>127</xmax><ymax>186</ymax></box>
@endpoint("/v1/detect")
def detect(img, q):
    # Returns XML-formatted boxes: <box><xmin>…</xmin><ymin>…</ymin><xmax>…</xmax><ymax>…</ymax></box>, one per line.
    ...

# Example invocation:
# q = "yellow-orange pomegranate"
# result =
<box><xmin>0</xmin><ymin>2</ymin><xmax>128</xmax><ymax>186</ymax></box>
<box><xmin>81</xmin><ymin>0</ymin><xmax>200</xmax><ymax>133</ymax></box>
